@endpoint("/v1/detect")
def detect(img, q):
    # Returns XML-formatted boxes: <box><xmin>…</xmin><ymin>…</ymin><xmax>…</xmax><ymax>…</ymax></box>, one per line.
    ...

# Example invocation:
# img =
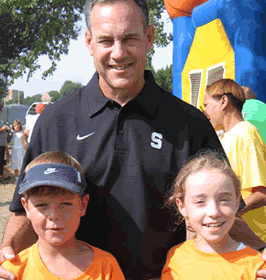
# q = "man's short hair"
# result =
<box><xmin>84</xmin><ymin>0</ymin><xmax>149</xmax><ymax>30</ymax></box>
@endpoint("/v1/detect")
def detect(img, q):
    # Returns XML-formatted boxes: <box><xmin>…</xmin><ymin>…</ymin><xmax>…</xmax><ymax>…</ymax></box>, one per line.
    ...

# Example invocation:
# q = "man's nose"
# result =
<box><xmin>111</xmin><ymin>41</ymin><xmax>128</xmax><ymax>60</ymax></box>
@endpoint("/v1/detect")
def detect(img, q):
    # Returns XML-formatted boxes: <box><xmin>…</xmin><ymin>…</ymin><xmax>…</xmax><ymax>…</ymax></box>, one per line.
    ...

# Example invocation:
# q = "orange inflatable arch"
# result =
<box><xmin>164</xmin><ymin>0</ymin><xmax>208</xmax><ymax>19</ymax></box>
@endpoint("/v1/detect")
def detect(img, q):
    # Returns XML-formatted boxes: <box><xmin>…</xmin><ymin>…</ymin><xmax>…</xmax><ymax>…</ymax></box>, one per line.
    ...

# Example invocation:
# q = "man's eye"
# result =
<box><xmin>195</xmin><ymin>200</ymin><xmax>205</xmax><ymax>204</ymax></box>
<box><xmin>124</xmin><ymin>37</ymin><xmax>138</xmax><ymax>44</ymax></box>
<box><xmin>99</xmin><ymin>40</ymin><xmax>112</xmax><ymax>45</ymax></box>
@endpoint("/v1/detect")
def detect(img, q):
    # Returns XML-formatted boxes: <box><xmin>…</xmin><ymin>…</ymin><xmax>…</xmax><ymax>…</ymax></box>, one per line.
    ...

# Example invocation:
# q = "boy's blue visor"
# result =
<box><xmin>19</xmin><ymin>163</ymin><xmax>87</xmax><ymax>195</ymax></box>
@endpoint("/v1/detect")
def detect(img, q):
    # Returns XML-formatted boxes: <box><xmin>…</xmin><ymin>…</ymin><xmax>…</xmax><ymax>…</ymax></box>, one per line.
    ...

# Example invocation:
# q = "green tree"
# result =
<box><xmin>49</xmin><ymin>90</ymin><xmax>61</xmax><ymax>102</ymax></box>
<box><xmin>154</xmin><ymin>64</ymin><xmax>173</xmax><ymax>92</ymax></box>
<box><xmin>23</xmin><ymin>94</ymin><xmax>42</xmax><ymax>106</ymax></box>
<box><xmin>147</xmin><ymin>0</ymin><xmax>172</xmax><ymax>71</ymax></box>
<box><xmin>0</xmin><ymin>0</ymin><xmax>84</xmax><ymax>97</ymax></box>
<box><xmin>5</xmin><ymin>96</ymin><xmax>24</xmax><ymax>105</ymax></box>
<box><xmin>60</xmin><ymin>80</ymin><xmax>83</xmax><ymax>98</ymax></box>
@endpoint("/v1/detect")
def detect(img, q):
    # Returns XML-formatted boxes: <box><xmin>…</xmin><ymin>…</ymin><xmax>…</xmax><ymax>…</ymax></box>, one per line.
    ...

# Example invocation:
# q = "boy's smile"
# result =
<box><xmin>21</xmin><ymin>192</ymin><xmax>89</xmax><ymax>248</ymax></box>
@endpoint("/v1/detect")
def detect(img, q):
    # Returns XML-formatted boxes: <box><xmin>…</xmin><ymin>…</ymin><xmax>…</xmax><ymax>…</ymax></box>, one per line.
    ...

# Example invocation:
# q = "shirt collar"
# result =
<box><xmin>85</xmin><ymin>70</ymin><xmax>162</xmax><ymax>118</ymax></box>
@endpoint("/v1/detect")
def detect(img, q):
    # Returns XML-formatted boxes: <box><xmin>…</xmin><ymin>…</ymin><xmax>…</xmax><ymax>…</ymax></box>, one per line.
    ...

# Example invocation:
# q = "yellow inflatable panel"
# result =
<box><xmin>182</xmin><ymin>19</ymin><xmax>235</xmax><ymax>108</ymax></box>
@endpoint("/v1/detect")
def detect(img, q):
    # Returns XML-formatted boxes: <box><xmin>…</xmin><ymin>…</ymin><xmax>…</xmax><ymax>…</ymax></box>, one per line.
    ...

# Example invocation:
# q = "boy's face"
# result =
<box><xmin>21</xmin><ymin>191</ymin><xmax>89</xmax><ymax>248</ymax></box>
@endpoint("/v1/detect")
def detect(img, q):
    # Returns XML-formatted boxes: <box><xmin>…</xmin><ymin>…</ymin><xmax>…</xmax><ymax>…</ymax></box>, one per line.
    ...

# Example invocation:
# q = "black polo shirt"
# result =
<box><xmin>11</xmin><ymin>71</ymin><xmax>224</xmax><ymax>279</ymax></box>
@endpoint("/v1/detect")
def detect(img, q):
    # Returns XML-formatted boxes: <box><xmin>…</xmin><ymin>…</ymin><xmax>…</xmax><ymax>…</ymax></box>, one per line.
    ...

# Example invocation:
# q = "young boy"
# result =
<box><xmin>1</xmin><ymin>151</ymin><xmax>125</xmax><ymax>279</ymax></box>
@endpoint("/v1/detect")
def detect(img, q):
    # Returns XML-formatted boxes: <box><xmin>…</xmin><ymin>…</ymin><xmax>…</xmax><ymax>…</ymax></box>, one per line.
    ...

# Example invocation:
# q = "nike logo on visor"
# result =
<box><xmin>76</xmin><ymin>132</ymin><xmax>95</xmax><ymax>140</ymax></box>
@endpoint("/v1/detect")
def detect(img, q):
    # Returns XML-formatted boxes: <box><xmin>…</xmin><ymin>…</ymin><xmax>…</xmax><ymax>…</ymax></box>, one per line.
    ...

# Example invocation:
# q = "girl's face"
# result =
<box><xmin>13</xmin><ymin>123</ymin><xmax>21</xmax><ymax>132</ymax></box>
<box><xmin>176</xmin><ymin>169</ymin><xmax>239</xmax><ymax>252</ymax></box>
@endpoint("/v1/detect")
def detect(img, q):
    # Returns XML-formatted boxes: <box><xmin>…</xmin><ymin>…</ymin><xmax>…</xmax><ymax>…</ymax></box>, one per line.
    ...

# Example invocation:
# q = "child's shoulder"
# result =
<box><xmin>86</xmin><ymin>243</ymin><xmax>119</xmax><ymax>262</ymax></box>
<box><xmin>1</xmin><ymin>244</ymin><xmax>35</xmax><ymax>275</ymax></box>
<box><xmin>166</xmin><ymin>240</ymin><xmax>193</xmax><ymax>258</ymax></box>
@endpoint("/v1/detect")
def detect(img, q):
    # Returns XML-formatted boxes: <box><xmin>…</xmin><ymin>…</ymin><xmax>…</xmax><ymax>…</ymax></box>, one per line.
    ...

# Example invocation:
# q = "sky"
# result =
<box><xmin>12</xmin><ymin>13</ymin><xmax>173</xmax><ymax>98</ymax></box>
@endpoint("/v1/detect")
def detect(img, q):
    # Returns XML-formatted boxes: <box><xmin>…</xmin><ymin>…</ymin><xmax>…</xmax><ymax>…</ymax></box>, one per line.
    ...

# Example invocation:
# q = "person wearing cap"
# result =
<box><xmin>203</xmin><ymin>78</ymin><xmax>266</xmax><ymax>244</ymax></box>
<box><xmin>1</xmin><ymin>151</ymin><xmax>125</xmax><ymax>280</ymax></box>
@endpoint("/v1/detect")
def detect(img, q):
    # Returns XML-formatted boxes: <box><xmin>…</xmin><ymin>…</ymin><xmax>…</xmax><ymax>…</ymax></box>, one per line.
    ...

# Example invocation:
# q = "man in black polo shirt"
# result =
<box><xmin>1</xmin><ymin>0</ymin><xmax>266</xmax><ymax>280</ymax></box>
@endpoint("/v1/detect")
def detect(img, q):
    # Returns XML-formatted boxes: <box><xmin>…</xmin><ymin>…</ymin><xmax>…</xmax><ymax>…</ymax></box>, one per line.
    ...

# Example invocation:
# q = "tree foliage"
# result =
<box><xmin>0</xmin><ymin>0</ymin><xmax>84</xmax><ymax>98</ymax></box>
<box><xmin>154</xmin><ymin>64</ymin><xmax>173</xmax><ymax>93</ymax></box>
<box><xmin>146</xmin><ymin>0</ymin><xmax>172</xmax><ymax>71</ymax></box>
<box><xmin>5</xmin><ymin>93</ymin><xmax>43</xmax><ymax>106</ymax></box>
<box><xmin>48</xmin><ymin>90</ymin><xmax>61</xmax><ymax>102</ymax></box>
<box><xmin>60</xmin><ymin>80</ymin><xmax>83</xmax><ymax>98</ymax></box>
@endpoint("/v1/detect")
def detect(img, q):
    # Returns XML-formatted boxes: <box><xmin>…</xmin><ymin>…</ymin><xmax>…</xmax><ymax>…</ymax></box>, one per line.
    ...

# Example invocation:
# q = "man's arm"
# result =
<box><xmin>229</xmin><ymin>216</ymin><xmax>266</xmax><ymax>250</ymax></box>
<box><xmin>238</xmin><ymin>187</ymin><xmax>266</xmax><ymax>215</ymax></box>
<box><xmin>0</xmin><ymin>212</ymin><xmax>37</xmax><ymax>280</ymax></box>
<box><xmin>1</xmin><ymin>212</ymin><xmax>37</xmax><ymax>259</ymax></box>
<box><xmin>0</xmin><ymin>126</ymin><xmax>7</xmax><ymax>133</ymax></box>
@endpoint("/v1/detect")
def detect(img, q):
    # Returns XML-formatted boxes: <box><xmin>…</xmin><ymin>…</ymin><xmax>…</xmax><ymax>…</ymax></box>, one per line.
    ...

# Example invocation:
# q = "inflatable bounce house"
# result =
<box><xmin>164</xmin><ymin>0</ymin><xmax>266</xmax><ymax>108</ymax></box>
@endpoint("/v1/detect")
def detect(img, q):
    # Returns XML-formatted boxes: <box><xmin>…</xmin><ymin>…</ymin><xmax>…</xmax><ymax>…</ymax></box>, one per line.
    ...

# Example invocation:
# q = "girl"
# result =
<box><xmin>11</xmin><ymin>120</ymin><xmax>26</xmax><ymax>177</ymax></box>
<box><xmin>162</xmin><ymin>152</ymin><xmax>266</xmax><ymax>279</ymax></box>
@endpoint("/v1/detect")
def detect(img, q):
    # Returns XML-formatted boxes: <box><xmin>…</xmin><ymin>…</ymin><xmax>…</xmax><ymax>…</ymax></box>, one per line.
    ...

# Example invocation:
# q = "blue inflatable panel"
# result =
<box><xmin>172</xmin><ymin>0</ymin><xmax>266</xmax><ymax>102</ymax></box>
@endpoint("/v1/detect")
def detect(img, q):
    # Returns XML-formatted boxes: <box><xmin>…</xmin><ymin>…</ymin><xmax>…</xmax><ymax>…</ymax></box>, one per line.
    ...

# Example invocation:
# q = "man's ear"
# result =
<box><xmin>145</xmin><ymin>24</ymin><xmax>155</xmax><ymax>53</ymax></box>
<box><xmin>176</xmin><ymin>198</ymin><xmax>187</xmax><ymax>218</ymax></box>
<box><xmin>21</xmin><ymin>197</ymin><xmax>31</xmax><ymax>219</ymax></box>
<box><xmin>80</xmin><ymin>194</ymin><xmax>90</xmax><ymax>217</ymax></box>
<box><xmin>85</xmin><ymin>29</ymin><xmax>93</xmax><ymax>56</ymax></box>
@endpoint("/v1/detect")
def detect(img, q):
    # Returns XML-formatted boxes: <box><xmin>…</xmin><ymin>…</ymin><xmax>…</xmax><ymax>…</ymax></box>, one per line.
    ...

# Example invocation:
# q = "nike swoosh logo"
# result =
<box><xmin>44</xmin><ymin>170</ymin><xmax>59</xmax><ymax>175</ymax></box>
<box><xmin>76</xmin><ymin>132</ymin><xmax>95</xmax><ymax>140</ymax></box>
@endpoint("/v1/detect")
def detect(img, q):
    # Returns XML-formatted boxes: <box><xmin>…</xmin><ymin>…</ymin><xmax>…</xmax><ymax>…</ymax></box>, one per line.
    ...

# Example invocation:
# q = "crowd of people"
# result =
<box><xmin>0</xmin><ymin>0</ymin><xmax>266</xmax><ymax>279</ymax></box>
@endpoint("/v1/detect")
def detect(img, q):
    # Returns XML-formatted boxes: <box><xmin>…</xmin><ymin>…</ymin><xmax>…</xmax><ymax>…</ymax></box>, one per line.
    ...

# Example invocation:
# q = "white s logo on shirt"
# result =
<box><xmin>150</xmin><ymin>132</ymin><xmax>163</xmax><ymax>149</ymax></box>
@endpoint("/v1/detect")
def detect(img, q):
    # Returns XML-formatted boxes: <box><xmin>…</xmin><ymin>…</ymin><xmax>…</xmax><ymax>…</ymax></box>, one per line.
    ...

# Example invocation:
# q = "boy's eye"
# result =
<box><xmin>61</xmin><ymin>202</ymin><xmax>73</xmax><ymax>206</ymax></box>
<box><xmin>35</xmin><ymin>203</ymin><xmax>47</xmax><ymax>208</ymax></box>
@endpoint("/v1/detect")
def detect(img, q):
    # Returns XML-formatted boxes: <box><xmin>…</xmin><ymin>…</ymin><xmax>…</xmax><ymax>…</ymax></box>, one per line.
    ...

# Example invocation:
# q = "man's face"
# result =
<box><xmin>85</xmin><ymin>0</ymin><xmax>154</xmax><ymax>95</ymax></box>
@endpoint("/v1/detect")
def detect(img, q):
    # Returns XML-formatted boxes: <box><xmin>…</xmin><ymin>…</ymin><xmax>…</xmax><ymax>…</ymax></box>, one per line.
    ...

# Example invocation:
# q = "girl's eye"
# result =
<box><xmin>221</xmin><ymin>198</ymin><xmax>230</xmax><ymax>202</ymax></box>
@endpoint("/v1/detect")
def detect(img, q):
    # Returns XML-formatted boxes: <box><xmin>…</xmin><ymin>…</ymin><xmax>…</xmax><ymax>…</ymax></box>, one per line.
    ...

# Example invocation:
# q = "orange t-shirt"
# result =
<box><xmin>2</xmin><ymin>242</ymin><xmax>125</xmax><ymax>280</ymax></box>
